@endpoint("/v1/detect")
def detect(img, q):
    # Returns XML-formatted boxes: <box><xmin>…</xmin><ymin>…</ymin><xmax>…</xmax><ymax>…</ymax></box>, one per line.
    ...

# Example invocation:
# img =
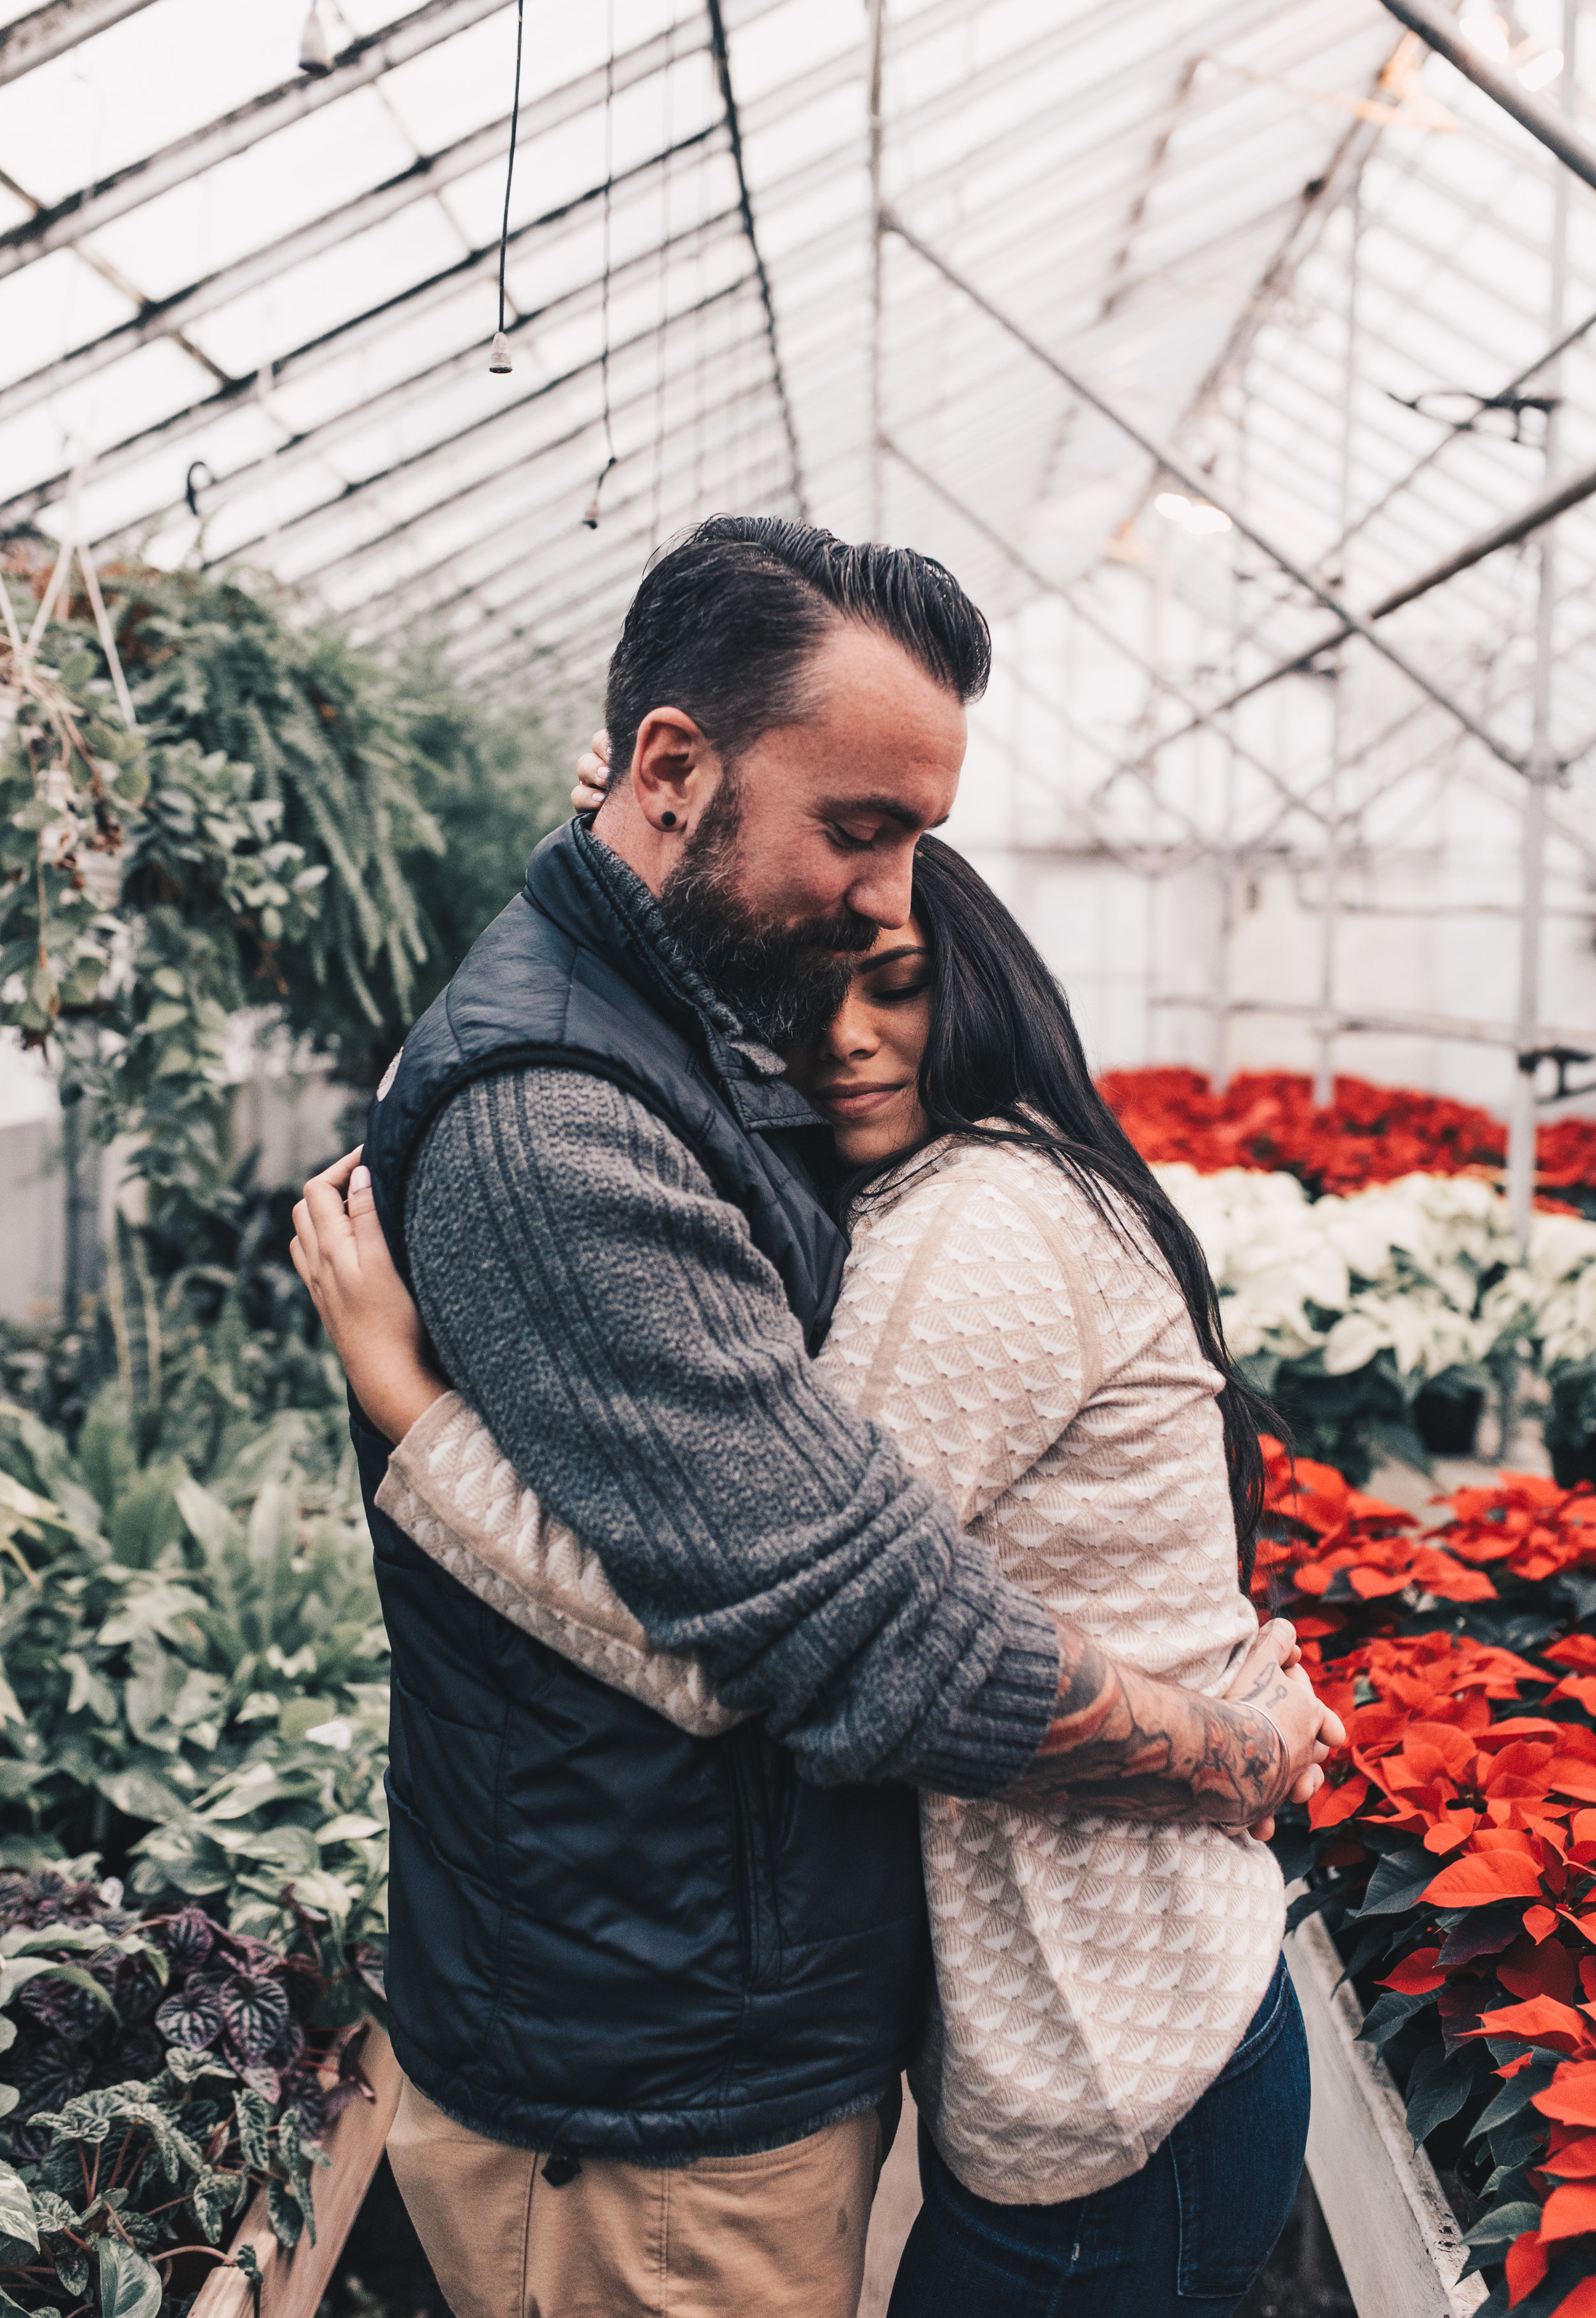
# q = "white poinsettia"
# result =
<box><xmin>1153</xmin><ymin>1163</ymin><xmax>1596</xmax><ymax>1379</ymax></box>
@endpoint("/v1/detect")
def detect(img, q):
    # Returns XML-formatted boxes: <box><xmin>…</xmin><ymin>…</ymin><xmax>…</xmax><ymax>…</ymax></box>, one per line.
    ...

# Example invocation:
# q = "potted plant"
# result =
<box><xmin>1546</xmin><ymin>1357</ymin><xmax>1596</xmax><ymax>1489</ymax></box>
<box><xmin>1412</xmin><ymin>1364</ymin><xmax>1491</xmax><ymax>1459</ymax></box>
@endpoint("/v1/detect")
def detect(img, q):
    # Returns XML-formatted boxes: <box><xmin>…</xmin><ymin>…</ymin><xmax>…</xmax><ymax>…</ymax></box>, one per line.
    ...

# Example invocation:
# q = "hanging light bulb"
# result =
<box><xmin>582</xmin><ymin>454</ymin><xmax>617</xmax><ymax>532</ymax></box>
<box><xmin>488</xmin><ymin>330</ymin><xmax>513</xmax><ymax>375</ymax></box>
<box><xmin>299</xmin><ymin>3</ymin><xmax>333</xmax><ymax>75</ymax></box>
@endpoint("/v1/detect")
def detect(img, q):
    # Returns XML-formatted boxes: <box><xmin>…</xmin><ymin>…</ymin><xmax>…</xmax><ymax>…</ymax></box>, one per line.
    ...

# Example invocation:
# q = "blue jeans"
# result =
<box><xmin>887</xmin><ymin>1954</ymin><xmax>1310</xmax><ymax>2317</ymax></box>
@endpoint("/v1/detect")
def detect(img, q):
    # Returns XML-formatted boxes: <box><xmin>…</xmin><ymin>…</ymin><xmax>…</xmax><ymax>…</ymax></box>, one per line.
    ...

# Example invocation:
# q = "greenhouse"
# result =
<box><xmin>1</xmin><ymin>0</ymin><xmax>1596</xmax><ymax>2312</ymax></box>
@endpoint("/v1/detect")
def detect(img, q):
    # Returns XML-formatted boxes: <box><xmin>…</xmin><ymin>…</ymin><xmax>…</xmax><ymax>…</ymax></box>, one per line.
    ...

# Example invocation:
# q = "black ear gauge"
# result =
<box><xmin>660</xmin><ymin>811</ymin><xmax>678</xmax><ymax>829</ymax></box>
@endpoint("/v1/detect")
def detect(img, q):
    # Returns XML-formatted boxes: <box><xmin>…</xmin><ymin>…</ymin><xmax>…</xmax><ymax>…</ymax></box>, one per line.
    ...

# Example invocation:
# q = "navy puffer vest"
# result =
<box><xmin>356</xmin><ymin>823</ymin><xmax>930</xmax><ymax>2160</ymax></box>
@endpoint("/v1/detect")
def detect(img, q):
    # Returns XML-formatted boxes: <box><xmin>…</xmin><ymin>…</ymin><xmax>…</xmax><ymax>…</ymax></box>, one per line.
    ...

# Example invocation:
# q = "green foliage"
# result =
<box><xmin>0</xmin><ymin>1863</ymin><xmax>380</xmax><ymax>2318</ymax></box>
<box><xmin>1</xmin><ymin>557</ymin><xmax>568</xmax><ymax>1216</ymax></box>
<box><xmin>1241</xmin><ymin>1344</ymin><xmax>1425</xmax><ymax>1487</ymax></box>
<box><xmin>0</xmin><ymin>1397</ymin><xmax>388</xmax><ymax>1967</ymax></box>
<box><xmin>278</xmin><ymin>641</ymin><xmax>569</xmax><ymax>1089</ymax></box>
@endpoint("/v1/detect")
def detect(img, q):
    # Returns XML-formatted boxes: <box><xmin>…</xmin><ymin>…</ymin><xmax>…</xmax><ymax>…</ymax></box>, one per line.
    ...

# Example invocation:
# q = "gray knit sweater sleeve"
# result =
<box><xmin>403</xmin><ymin>1067</ymin><xmax>1062</xmax><ymax>1796</ymax></box>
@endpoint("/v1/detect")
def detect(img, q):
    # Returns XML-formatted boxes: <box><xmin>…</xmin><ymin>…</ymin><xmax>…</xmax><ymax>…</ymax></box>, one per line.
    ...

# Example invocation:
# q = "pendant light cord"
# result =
<box><xmin>583</xmin><ymin>0</ymin><xmax>618</xmax><ymax>523</ymax></box>
<box><xmin>599</xmin><ymin>0</ymin><xmax>617</xmax><ymax>469</ymax></box>
<box><xmin>497</xmin><ymin>0</ymin><xmax>525</xmax><ymax>336</ymax></box>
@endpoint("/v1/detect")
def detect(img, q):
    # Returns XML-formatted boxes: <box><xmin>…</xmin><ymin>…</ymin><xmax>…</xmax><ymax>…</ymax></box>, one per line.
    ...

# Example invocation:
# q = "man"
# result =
<box><xmin>347</xmin><ymin>520</ymin><xmax>1332</xmax><ymax>2318</ymax></box>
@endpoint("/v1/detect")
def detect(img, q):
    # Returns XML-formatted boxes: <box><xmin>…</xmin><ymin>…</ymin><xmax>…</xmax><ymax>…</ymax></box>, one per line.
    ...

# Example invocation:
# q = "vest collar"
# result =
<box><xmin>524</xmin><ymin>821</ymin><xmax>824</xmax><ymax>1138</ymax></box>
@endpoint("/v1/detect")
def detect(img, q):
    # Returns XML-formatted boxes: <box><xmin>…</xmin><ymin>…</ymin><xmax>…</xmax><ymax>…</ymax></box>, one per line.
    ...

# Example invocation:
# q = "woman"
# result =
<box><xmin>292</xmin><ymin>785</ymin><xmax>1323</xmax><ymax>2315</ymax></box>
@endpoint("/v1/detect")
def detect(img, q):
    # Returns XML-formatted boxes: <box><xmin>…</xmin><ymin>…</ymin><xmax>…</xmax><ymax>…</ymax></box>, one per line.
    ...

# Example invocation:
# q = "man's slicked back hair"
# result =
<box><xmin>603</xmin><ymin>515</ymin><xmax>992</xmax><ymax>779</ymax></box>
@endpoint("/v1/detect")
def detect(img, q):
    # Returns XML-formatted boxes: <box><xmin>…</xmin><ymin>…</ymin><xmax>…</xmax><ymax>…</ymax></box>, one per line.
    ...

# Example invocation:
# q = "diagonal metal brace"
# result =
<box><xmin>883</xmin><ymin>206</ymin><xmax>1527</xmax><ymax>777</ymax></box>
<box><xmin>1378</xmin><ymin>0</ymin><xmax>1596</xmax><ymax>196</ymax></box>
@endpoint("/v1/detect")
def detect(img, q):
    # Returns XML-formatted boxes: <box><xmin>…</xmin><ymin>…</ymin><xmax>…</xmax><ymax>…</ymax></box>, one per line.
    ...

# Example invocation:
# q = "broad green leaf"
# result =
<box><xmin>315</xmin><ymin>1815</ymin><xmax>382</xmax><ymax>1844</ymax></box>
<box><xmin>233</xmin><ymin>2087</ymin><xmax>271</xmax><ymax>2173</ymax></box>
<box><xmin>0</xmin><ymin>1924</ymin><xmax>111</xmax><ymax>1956</ymax></box>
<box><xmin>94</xmin><ymin>1766</ymin><xmax>186</xmax><ymax>1825</ymax></box>
<box><xmin>267</xmin><ymin>2179</ymin><xmax>306</xmax><ymax>2250</ymax></box>
<box><xmin>279</xmin><ymin>1696</ymin><xmax>338</xmax><ymax>1745</ymax></box>
<box><xmin>96</xmin><ymin>2236</ymin><xmax>162</xmax><ymax>2318</ymax></box>
<box><xmin>61</xmin><ymin>1650</ymin><xmax>120</xmax><ymax>1723</ymax></box>
<box><xmin>53</xmin><ymin>2241</ymin><xmax>89</xmax><ymax>2298</ymax></box>
<box><xmin>0</xmin><ymin>2160</ymin><xmax>38</xmax><ymax>2252</ymax></box>
<box><xmin>96</xmin><ymin>1574</ymin><xmax>209</xmax><ymax>1647</ymax></box>
<box><xmin>202</xmin><ymin>1761</ymin><xmax>296</xmax><ymax>1820</ymax></box>
<box><xmin>175</xmin><ymin>1477</ymin><xmax>243</xmax><ymax>1561</ymax></box>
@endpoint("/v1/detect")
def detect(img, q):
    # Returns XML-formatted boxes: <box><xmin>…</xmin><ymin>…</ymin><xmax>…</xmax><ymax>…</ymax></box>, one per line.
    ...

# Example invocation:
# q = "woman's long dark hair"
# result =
<box><xmin>859</xmin><ymin>836</ymin><xmax>1274</xmax><ymax>1586</ymax></box>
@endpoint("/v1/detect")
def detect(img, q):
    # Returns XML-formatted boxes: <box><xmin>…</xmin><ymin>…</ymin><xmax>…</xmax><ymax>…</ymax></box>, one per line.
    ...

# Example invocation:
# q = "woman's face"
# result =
<box><xmin>782</xmin><ymin>915</ymin><xmax>933</xmax><ymax>1164</ymax></box>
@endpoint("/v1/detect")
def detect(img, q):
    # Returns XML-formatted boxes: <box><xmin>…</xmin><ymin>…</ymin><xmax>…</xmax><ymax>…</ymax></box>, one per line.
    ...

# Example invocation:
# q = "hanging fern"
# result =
<box><xmin>0</xmin><ymin>550</ymin><xmax>568</xmax><ymax>1218</ymax></box>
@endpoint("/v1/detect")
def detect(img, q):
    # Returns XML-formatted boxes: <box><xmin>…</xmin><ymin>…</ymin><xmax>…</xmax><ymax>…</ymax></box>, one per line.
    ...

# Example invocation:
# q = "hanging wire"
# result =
<box><xmin>583</xmin><ymin>0</ymin><xmax>620</xmax><ymax>527</ymax></box>
<box><xmin>649</xmin><ymin>17</ymin><xmax>677</xmax><ymax>550</ymax></box>
<box><xmin>693</xmin><ymin>233</ymin><xmax>707</xmax><ymax>520</ymax></box>
<box><xmin>488</xmin><ymin>0</ymin><xmax>526</xmax><ymax>375</ymax></box>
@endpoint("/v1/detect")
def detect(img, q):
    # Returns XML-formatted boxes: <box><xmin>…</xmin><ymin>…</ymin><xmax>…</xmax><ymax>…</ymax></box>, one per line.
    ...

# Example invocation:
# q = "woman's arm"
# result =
<box><xmin>292</xmin><ymin>1153</ymin><xmax>737</xmax><ymax>1736</ymax></box>
<box><xmin>291</xmin><ymin>1150</ymin><xmax>447</xmax><ymax>1445</ymax></box>
<box><xmin>375</xmin><ymin>1390</ymin><xmax>737</xmax><ymax>1736</ymax></box>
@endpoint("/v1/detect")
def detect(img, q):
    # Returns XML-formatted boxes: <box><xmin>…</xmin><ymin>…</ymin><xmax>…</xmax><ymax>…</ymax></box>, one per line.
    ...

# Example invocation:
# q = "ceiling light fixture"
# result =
<box><xmin>299</xmin><ymin>3</ymin><xmax>333</xmax><ymax>76</ymax></box>
<box><xmin>1518</xmin><ymin>44</ymin><xmax>1564</xmax><ymax>86</ymax></box>
<box><xmin>1154</xmin><ymin>490</ymin><xmax>1232</xmax><ymax>536</ymax></box>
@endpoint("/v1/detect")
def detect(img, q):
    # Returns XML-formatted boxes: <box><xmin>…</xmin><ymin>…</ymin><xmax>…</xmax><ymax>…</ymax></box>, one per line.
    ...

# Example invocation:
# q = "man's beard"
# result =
<box><xmin>658</xmin><ymin>776</ymin><xmax>879</xmax><ymax>1048</ymax></box>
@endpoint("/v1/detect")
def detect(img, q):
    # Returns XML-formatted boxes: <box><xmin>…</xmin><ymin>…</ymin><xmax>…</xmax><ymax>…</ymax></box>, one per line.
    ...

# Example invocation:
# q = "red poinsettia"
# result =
<box><xmin>1282</xmin><ymin>1457</ymin><xmax>1596</xmax><ymax>2310</ymax></box>
<box><xmin>1097</xmin><ymin>1066</ymin><xmax>1596</xmax><ymax>1206</ymax></box>
<box><xmin>1254</xmin><ymin>1435</ymin><xmax>1498</xmax><ymax>1606</ymax></box>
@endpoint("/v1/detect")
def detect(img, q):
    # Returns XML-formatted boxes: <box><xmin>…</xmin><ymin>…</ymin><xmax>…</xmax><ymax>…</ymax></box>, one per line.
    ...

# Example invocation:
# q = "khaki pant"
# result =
<box><xmin>386</xmin><ymin>2076</ymin><xmax>895</xmax><ymax>2318</ymax></box>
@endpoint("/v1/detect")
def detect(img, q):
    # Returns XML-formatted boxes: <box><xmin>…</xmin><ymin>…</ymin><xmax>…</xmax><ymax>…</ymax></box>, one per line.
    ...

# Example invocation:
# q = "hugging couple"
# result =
<box><xmin>290</xmin><ymin>517</ymin><xmax>1344</xmax><ymax>2318</ymax></box>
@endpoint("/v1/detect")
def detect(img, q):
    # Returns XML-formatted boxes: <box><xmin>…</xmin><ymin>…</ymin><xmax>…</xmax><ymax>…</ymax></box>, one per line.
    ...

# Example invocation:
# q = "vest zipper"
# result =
<box><xmin>728</xmin><ymin>1726</ymin><xmax>780</xmax><ymax>1992</ymax></box>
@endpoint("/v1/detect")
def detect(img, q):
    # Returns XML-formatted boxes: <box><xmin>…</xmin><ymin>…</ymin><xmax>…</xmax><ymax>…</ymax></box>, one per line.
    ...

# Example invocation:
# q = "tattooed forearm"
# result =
<box><xmin>1000</xmin><ymin>1628</ymin><xmax>1295</xmax><ymax>1826</ymax></box>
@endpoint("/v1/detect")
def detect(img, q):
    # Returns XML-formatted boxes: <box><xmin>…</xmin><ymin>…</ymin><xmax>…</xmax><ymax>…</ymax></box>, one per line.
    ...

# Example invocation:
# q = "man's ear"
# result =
<box><xmin>632</xmin><ymin>708</ymin><xmax>720</xmax><ymax>838</ymax></box>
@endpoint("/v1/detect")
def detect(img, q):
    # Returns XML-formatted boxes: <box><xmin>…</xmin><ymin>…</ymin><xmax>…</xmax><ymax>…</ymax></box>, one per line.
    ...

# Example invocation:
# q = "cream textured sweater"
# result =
<box><xmin>375</xmin><ymin>1134</ymin><xmax>1284</xmax><ymax>2202</ymax></box>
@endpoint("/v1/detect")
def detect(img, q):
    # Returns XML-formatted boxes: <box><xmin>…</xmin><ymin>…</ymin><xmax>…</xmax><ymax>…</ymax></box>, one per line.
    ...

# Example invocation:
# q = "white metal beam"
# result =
<box><xmin>0</xmin><ymin>15</ymin><xmax>710</xmax><ymax>428</ymax></box>
<box><xmin>0</xmin><ymin>0</ymin><xmax>156</xmax><ymax>86</ymax></box>
<box><xmin>0</xmin><ymin>0</ymin><xmax>510</xmax><ymax>282</ymax></box>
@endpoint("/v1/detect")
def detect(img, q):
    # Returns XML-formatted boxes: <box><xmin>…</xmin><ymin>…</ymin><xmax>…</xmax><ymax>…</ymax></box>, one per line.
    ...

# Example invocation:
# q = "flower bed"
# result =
<box><xmin>1156</xmin><ymin>1166</ymin><xmax>1596</xmax><ymax>1484</ymax></box>
<box><xmin>0</xmin><ymin>1863</ymin><xmax>379</xmax><ymax>2318</ymax></box>
<box><xmin>1101</xmin><ymin>1068</ymin><xmax>1596</xmax><ymax>1213</ymax></box>
<box><xmin>1267</xmin><ymin>1443</ymin><xmax>1596</xmax><ymax>2316</ymax></box>
<box><xmin>0</xmin><ymin>1392</ymin><xmax>390</xmax><ymax>2318</ymax></box>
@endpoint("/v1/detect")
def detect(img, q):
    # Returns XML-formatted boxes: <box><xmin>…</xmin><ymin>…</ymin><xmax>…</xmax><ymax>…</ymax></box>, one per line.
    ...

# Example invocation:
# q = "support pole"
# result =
<box><xmin>884</xmin><ymin>210</ymin><xmax>1526</xmax><ymax>776</ymax></box>
<box><xmin>1316</xmin><ymin>192</ymin><xmax>1360</xmax><ymax>1109</ymax></box>
<box><xmin>1377</xmin><ymin>0</ymin><xmax>1596</xmax><ymax>196</ymax></box>
<box><xmin>59</xmin><ymin>1074</ymin><xmax>102</xmax><ymax>1319</ymax></box>
<box><xmin>867</xmin><ymin>0</ymin><xmax>886</xmax><ymax>539</ymax></box>
<box><xmin>1508</xmin><ymin>1</ymin><xmax>1576</xmax><ymax>1253</ymax></box>
<box><xmin>1212</xmin><ymin>368</ymin><xmax>1252</xmax><ymax>1094</ymax></box>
